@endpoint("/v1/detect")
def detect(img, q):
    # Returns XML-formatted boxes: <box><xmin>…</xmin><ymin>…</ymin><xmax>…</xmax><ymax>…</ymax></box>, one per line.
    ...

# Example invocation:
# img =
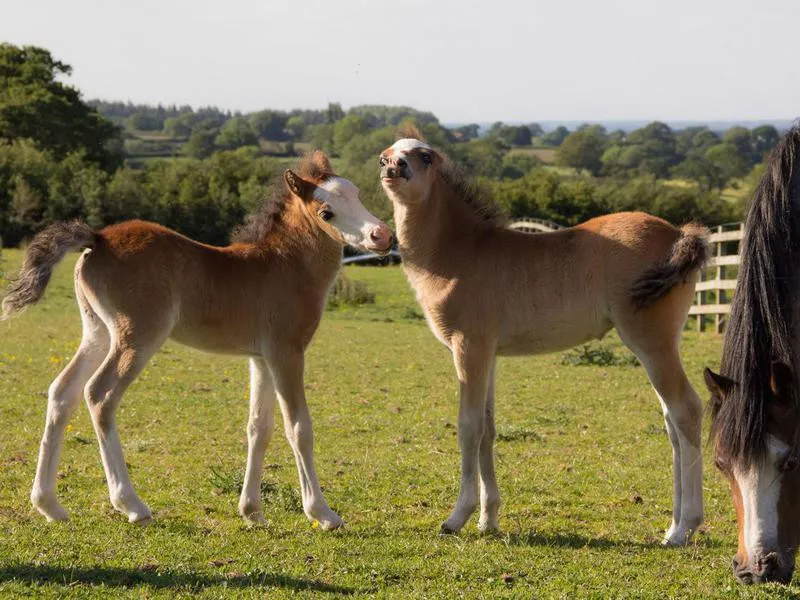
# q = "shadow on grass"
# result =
<box><xmin>503</xmin><ymin>531</ymin><xmax>724</xmax><ymax>550</ymax></box>
<box><xmin>0</xmin><ymin>564</ymin><xmax>359</xmax><ymax>594</ymax></box>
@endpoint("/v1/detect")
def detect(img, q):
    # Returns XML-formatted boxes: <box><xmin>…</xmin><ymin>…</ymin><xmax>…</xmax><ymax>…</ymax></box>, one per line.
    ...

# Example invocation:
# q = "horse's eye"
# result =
<box><xmin>319</xmin><ymin>209</ymin><xmax>334</xmax><ymax>222</ymax></box>
<box><xmin>714</xmin><ymin>456</ymin><xmax>728</xmax><ymax>472</ymax></box>
<box><xmin>379</xmin><ymin>157</ymin><xmax>387</xmax><ymax>166</ymax></box>
<box><xmin>420</xmin><ymin>152</ymin><xmax>432</xmax><ymax>165</ymax></box>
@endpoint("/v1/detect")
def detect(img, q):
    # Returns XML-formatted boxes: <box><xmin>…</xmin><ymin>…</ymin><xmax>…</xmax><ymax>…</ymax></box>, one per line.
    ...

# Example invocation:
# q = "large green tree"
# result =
<box><xmin>556</xmin><ymin>126</ymin><xmax>607</xmax><ymax>176</ymax></box>
<box><xmin>0</xmin><ymin>44</ymin><xmax>121</xmax><ymax>169</ymax></box>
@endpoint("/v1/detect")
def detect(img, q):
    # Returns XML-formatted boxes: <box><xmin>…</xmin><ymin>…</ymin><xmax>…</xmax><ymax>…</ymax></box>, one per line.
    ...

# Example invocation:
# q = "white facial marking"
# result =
<box><xmin>390</xmin><ymin>138</ymin><xmax>431</xmax><ymax>154</ymax></box>
<box><xmin>313</xmin><ymin>176</ymin><xmax>384</xmax><ymax>249</ymax></box>
<box><xmin>736</xmin><ymin>434</ymin><xmax>789</xmax><ymax>561</ymax></box>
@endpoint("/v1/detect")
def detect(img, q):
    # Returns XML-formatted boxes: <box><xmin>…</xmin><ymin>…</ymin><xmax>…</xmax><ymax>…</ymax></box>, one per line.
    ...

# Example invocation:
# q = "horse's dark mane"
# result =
<box><xmin>711</xmin><ymin>125</ymin><xmax>800</xmax><ymax>466</ymax></box>
<box><xmin>231</xmin><ymin>152</ymin><xmax>333</xmax><ymax>244</ymax></box>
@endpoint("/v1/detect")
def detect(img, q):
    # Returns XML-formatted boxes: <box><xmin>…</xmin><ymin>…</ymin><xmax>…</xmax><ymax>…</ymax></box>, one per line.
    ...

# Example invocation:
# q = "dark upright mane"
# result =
<box><xmin>231</xmin><ymin>152</ymin><xmax>334</xmax><ymax>244</ymax></box>
<box><xmin>712</xmin><ymin>126</ymin><xmax>800</xmax><ymax>465</ymax></box>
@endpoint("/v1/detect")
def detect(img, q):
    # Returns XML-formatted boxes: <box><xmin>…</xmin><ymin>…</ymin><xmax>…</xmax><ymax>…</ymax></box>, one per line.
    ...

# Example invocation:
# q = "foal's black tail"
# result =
<box><xmin>1</xmin><ymin>221</ymin><xmax>96</xmax><ymax>320</ymax></box>
<box><xmin>630</xmin><ymin>222</ymin><xmax>711</xmax><ymax>309</ymax></box>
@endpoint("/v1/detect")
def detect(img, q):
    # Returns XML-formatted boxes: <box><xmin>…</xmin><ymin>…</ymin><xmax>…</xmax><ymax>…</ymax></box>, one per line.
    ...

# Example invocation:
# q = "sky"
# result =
<box><xmin>3</xmin><ymin>0</ymin><xmax>799</xmax><ymax>123</ymax></box>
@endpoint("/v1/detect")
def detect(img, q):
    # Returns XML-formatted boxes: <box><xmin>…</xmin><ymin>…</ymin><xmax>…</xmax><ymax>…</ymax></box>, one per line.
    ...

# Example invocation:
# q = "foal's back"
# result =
<box><xmin>77</xmin><ymin>220</ymin><xmax>322</xmax><ymax>356</ymax></box>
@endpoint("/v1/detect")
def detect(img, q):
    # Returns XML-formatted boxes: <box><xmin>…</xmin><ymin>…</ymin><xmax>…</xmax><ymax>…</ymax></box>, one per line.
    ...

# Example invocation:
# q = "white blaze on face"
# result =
<box><xmin>735</xmin><ymin>435</ymin><xmax>789</xmax><ymax>561</ymax></box>
<box><xmin>313</xmin><ymin>176</ymin><xmax>384</xmax><ymax>250</ymax></box>
<box><xmin>390</xmin><ymin>138</ymin><xmax>432</xmax><ymax>156</ymax></box>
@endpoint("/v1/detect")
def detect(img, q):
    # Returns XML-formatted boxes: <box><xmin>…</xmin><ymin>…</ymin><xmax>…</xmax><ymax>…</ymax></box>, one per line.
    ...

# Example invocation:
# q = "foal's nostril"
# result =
<box><xmin>386</xmin><ymin>166</ymin><xmax>397</xmax><ymax>178</ymax></box>
<box><xmin>396</xmin><ymin>158</ymin><xmax>407</xmax><ymax>168</ymax></box>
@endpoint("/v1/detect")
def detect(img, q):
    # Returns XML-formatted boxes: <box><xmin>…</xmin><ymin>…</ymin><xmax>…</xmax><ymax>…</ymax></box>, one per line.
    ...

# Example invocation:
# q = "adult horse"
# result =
<box><xmin>2</xmin><ymin>151</ymin><xmax>392</xmax><ymax>530</ymax></box>
<box><xmin>379</xmin><ymin>132</ymin><xmax>708</xmax><ymax>545</ymax></box>
<box><xmin>705</xmin><ymin>126</ymin><xmax>800</xmax><ymax>584</ymax></box>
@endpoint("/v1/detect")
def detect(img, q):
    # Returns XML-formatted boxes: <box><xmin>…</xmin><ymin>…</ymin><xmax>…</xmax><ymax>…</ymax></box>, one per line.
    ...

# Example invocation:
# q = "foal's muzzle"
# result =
<box><xmin>381</xmin><ymin>157</ymin><xmax>409</xmax><ymax>181</ymax></box>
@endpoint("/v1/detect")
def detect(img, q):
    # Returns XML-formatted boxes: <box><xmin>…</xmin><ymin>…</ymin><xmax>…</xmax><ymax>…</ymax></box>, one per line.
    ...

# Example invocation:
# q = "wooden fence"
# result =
<box><xmin>509</xmin><ymin>219</ymin><xmax>744</xmax><ymax>334</ymax></box>
<box><xmin>689</xmin><ymin>223</ymin><xmax>743</xmax><ymax>333</ymax></box>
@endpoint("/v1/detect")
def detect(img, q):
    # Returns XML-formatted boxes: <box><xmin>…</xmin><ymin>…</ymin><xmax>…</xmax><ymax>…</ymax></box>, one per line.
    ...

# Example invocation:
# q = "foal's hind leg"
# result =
<box><xmin>266</xmin><ymin>348</ymin><xmax>343</xmax><ymax>530</ymax></box>
<box><xmin>238</xmin><ymin>357</ymin><xmax>276</xmax><ymax>525</ymax></box>
<box><xmin>642</xmin><ymin>352</ymin><xmax>703</xmax><ymax>546</ymax></box>
<box><xmin>617</xmin><ymin>327</ymin><xmax>703</xmax><ymax>545</ymax></box>
<box><xmin>84</xmin><ymin>325</ymin><xmax>167</xmax><ymax>524</ymax></box>
<box><xmin>31</xmin><ymin>290</ymin><xmax>109</xmax><ymax>521</ymax></box>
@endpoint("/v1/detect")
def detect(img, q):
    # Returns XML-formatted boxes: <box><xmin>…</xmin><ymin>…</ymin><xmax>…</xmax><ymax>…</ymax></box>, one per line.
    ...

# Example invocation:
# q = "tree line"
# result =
<box><xmin>0</xmin><ymin>43</ymin><xmax>780</xmax><ymax>248</ymax></box>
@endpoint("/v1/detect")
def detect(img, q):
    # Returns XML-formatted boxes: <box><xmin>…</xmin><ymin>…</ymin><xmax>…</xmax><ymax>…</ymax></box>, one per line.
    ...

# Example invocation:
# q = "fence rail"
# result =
<box><xmin>509</xmin><ymin>219</ymin><xmax>744</xmax><ymax>333</ymax></box>
<box><xmin>689</xmin><ymin>223</ymin><xmax>743</xmax><ymax>333</ymax></box>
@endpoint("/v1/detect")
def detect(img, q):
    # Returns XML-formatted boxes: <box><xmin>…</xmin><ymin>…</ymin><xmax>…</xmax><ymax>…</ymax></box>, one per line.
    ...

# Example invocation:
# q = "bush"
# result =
<box><xmin>561</xmin><ymin>343</ymin><xmax>639</xmax><ymax>367</ymax></box>
<box><xmin>326</xmin><ymin>274</ymin><xmax>375</xmax><ymax>309</ymax></box>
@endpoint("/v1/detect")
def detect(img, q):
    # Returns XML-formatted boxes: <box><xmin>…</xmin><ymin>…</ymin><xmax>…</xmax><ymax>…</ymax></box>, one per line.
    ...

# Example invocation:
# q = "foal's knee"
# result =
<box><xmin>84</xmin><ymin>379</ymin><xmax>117</xmax><ymax>431</ymax></box>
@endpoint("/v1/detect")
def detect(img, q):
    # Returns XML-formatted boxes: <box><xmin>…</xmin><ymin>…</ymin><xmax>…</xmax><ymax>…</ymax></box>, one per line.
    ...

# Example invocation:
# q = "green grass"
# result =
<box><xmin>0</xmin><ymin>249</ymin><xmax>792</xmax><ymax>597</ymax></box>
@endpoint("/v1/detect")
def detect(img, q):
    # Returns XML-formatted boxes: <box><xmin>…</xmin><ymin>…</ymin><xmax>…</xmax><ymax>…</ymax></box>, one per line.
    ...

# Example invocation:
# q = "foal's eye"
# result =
<box><xmin>319</xmin><ymin>209</ymin><xmax>334</xmax><ymax>222</ymax></box>
<box><xmin>379</xmin><ymin>157</ymin><xmax>387</xmax><ymax>166</ymax></box>
<box><xmin>420</xmin><ymin>152</ymin><xmax>432</xmax><ymax>165</ymax></box>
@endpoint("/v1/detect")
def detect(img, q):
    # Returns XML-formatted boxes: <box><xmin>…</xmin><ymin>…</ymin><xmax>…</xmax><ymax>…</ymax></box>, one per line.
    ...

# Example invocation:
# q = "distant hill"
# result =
<box><xmin>446</xmin><ymin>119</ymin><xmax>796</xmax><ymax>135</ymax></box>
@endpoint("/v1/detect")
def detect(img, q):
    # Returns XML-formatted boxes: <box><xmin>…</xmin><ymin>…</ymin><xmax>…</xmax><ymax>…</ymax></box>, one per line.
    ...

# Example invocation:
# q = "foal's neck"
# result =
<box><xmin>262</xmin><ymin>204</ymin><xmax>342</xmax><ymax>283</ymax></box>
<box><xmin>393</xmin><ymin>178</ymin><xmax>488</xmax><ymax>273</ymax></box>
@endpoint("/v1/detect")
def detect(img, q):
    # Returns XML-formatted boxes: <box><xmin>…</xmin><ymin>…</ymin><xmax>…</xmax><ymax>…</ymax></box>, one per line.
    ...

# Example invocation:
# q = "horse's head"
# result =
<box><xmin>284</xmin><ymin>151</ymin><xmax>393</xmax><ymax>254</ymax></box>
<box><xmin>705</xmin><ymin>364</ymin><xmax>800</xmax><ymax>584</ymax></box>
<box><xmin>379</xmin><ymin>137</ymin><xmax>443</xmax><ymax>205</ymax></box>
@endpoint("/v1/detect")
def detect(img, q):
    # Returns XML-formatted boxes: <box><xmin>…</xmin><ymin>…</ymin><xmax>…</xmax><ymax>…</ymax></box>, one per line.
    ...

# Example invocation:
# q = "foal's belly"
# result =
<box><xmin>496</xmin><ymin>308</ymin><xmax>613</xmax><ymax>357</ymax></box>
<box><xmin>169</xmin><ymin>320</ymin><xmax>262</xmax><ymax>357</ymax></box>
<box><xmin>497</xmin><ymin>323</ymin><xmax>612</xmax><ymax>356</ymax></box>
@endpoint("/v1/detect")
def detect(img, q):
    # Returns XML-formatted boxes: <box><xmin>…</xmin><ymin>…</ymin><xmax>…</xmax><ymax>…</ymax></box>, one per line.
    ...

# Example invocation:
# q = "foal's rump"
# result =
<box><xmin>576</xmin><ymin>212</ymin><xmax>709</xmax><ymax>309</ymax></box>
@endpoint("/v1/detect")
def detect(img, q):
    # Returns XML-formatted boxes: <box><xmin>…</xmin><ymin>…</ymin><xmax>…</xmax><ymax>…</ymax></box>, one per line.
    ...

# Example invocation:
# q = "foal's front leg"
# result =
<box><xmin>441</xmin><ymin>337</ymin><xmax>495</xmax><ymax>534</ymax></box>
<box><xmin>477</xmin><ymin>358</ymin><xmax>500</xmax><ymax>533</ymax></box>
<box><xmin>266</xmin><ymin>349</ymin><xmax>343</xmax><ymax>530</ymax></box>
<box><xmin>238</xmin><ymin>357</ymin><xmax>276</xmax><ymax>524</ymax></box>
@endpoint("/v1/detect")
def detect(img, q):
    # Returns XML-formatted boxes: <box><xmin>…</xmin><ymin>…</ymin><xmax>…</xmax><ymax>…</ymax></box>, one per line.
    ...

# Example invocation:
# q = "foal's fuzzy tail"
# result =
<box><xmin>1</xmin><ymin>221</ymin><xmax>96</xmax><ymax>320</ymax></box>
<box><xmin>630</xmin><ymin>223</ymin><xmax>710</xmax><ymax>309</ymax></box>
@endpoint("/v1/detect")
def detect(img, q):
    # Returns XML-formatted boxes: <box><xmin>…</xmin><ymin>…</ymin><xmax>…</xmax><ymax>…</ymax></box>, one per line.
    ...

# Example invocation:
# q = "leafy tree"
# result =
<box><xmin>451</xmin><ymin>124</ymin><xmax>480</xmax><ymax>141</ymax></box>
<box><xmin>184</xmin><ymin>126</ymin><xmax>218</xmax><ymax>158</ymax></box>
<box><xmin>127</xmin><ymin>111</ymin><xmax>163</xmax><ymax>131</ymax></box>
<box><xmin>705</xmin><ymin>143</ymin><xmax>750</xmax><ymax>182</ymax></box>
<box><xmin>556</xmin><ymin>127</ymin><xmax>607</xmax><ymax>176</ymax></box>
<box><xmin>249</xmin><ymin>110</ymin><xmax>287</xmax><ymax>141</ymax></box>
<box><xmin>215</xmin><ymin>117</ymin><xmax>258</xmax><ymax>150</ymax></box>
<box><xmin>723</xmin><ymin>127</ymin><xmax>753</xmax><ymax>162</ymax></box>
<box><xmin>285</xmin><ymin>115</ymin><xmax>306</xmax><ymax>139</ymax></box>
<box><xmin>751</xmin><ymin>125</ymin><xmax>779</xmax><ymax>159</ymax></box>
<box><xmin>527</xmin><ymin>123</ymin><xmax>545</xmax><ymax>138</ymax></box>
<box><xmin>540</xmin><ymin>126</ymin><xmax>570</xmax><ymax>147</ymax></box>
<box><xmin>0</xmin><ymin>44</ymin><xmax>121</xmax><ymax>169</ymax></box>
<box><xmin>325</xmin><ymin>102</ymin><xmax>345</xmax><ymax>124</ymax></box>
<box><xmin>333</xmin><ymin>115</ymin><xmax>369</xmax><ymax>153</ymax></box>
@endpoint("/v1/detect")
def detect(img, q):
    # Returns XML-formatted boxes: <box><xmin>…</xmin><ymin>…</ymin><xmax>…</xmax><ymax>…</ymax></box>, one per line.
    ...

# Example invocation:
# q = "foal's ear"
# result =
<box><xmin>770</xmin><ymin>361</ymin><xmax>794</xmax><ymax>400</ymax></box>
<box><xmin>704</xmin><ymin>367</ymin><xmax>735</xmax><ymax>400</ymax></box>
<box><xmin>284</xmin><ymin>169</ymin><xmax>316</xmax><ymax>202</ymax></box>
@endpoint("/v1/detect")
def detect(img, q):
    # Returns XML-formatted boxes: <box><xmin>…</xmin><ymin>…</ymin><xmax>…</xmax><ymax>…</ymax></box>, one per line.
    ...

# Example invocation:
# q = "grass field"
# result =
<box><xmin>0</xmin><ymin>249</ymin><xmax>793</xmax><ymax>597</ymax></box>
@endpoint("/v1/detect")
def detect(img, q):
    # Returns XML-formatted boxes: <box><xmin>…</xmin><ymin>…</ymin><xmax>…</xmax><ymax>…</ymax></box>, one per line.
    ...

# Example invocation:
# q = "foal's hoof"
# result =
<box><xmin>242</xmin><ymin>512</ymin><xmax>267</xmax><ymax>527</ymax></box>
<box><xmin>478</xmin><ymin>524</ymin><xmax>500</xmax><ymax>536</ymax></box>
<box><xmin>130</xmin><ymin>513</ymin><xmax>153</xmax><ymax>526</ymax></box>
<box><xmin>661</xmin><ymin>530</ymin><xmax>694</xmax><ymax>547</ymax></box>
<box><xmin>439</xmin><ymin>523</ymin><xmax>459</xmax><ymax>536</ymax></box>
<box><xmin>316</xmin><ymin>514</ymin><xmax>344</xmax><ymax>531</ymax></box>
<box><xmin>31</xmin><ymin>493</ymin><xmax>70</xmax><ymax>522</ymax></box>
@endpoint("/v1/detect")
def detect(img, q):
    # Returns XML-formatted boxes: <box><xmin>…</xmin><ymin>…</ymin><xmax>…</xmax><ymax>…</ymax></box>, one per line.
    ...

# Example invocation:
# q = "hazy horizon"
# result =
<box><xmin>3</xmin><ymin>0</ymin><xmax>799</xmax><ymax>123</ymax></box>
